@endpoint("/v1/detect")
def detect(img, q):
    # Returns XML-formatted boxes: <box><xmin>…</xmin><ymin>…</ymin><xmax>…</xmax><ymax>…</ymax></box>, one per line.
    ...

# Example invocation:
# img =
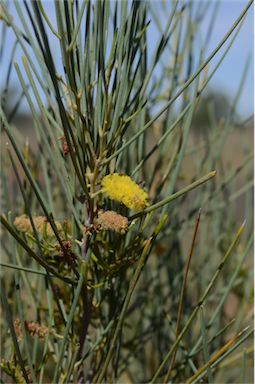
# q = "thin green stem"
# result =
<box><xmin>53</xmin><ymin>275</ymin><xmax>84</xmax><ymax>382</ymax></box>
<box><xmin>103</xmin><ymin>0</ymin><xmax>253</xmax><ymax>165</ymax></box>
<box><xmin>96</xmin><ymin>239</ymin><xmax>152</xmax><ymax>382</ymax></box>
<box><xmin>151</xmin><ymin>220</ymin><xmax>245</xmax><ymax>383</ymax></box>
<box><xmin>130</xmin><ymin>171</ymin><xmax>216</xmax><ymax>220</ymax></box>
<box><xmin>0</xmin><ymin>262</ymin><xmax>48</xmax><ymax>276</ymax></box>
<box><xmin>164</xmin><ymin>209</ymin><xmax>201</xmax><ymax>382</ymax></box>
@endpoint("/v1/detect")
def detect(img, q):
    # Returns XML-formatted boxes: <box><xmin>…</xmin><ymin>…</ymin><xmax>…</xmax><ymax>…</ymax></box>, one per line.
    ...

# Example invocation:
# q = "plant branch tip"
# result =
<box><xmin>21</xmin><ymin>56</ymin><xmax>28</xmax><ymax>66</ymax></box>
<box><xmin>238</xmin><ymin>219</ymin><xmax>246</xmax><ymax>235</ymax></box>
<box><xmin>241</xmin><ymin>218</ymin><xmax>247</xmax><ymax>227</ymax></box>
<box><xmin>238</xmin><ymin>326</ymin><xmax>250</xmax><ymax>337</ymax></box>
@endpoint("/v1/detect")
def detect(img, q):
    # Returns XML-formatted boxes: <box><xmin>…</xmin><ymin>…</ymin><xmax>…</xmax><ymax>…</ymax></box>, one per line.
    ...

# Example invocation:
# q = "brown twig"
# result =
<box><xmin>76</xmin><ymin>206</ymin><xmax>93</xmax><ymax>383</ymax></box>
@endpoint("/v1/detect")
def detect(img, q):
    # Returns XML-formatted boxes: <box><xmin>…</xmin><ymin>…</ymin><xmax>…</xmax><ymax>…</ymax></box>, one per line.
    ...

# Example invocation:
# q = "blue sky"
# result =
<box><xmin>148</xmin><ymin>0</ymin><xmax>254</xmax><ymax>117</ymax></box>
<box><xmin>1</xmin><ymin>0</ymin><xmax>253</xmax><ymax>118</ymax></box>
<box><xmin>199</xmin><ymin>0</ymin><xmax>254</xmax><ymax>117</ymax></box>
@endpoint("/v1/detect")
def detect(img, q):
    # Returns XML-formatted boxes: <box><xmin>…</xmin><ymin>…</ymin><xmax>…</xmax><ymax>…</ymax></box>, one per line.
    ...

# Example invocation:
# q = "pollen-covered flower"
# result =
<box><xmin>13</xmin><ymin>215</ymin><xmax>31</xmax><ymax>233</ymax></box>
<box><xmin>101</xmin><ymin>173</ymin><xmax>148</xmax><ymax>211</ymax></box>
<box><xmin>25</xmin><ymin>321</ymin><xmax>48</xmax><ymax>339</ymax></box>
<box><xmin>14</xmin><ymin>215</ymin><xmax>63</xmax><ymax>237</ymax></box>
<box><xmin>96</xmin><ymin>210</ymin><xmax>128</xmax><ymax>234</ymax></box>
<box><xmin>14</xmin><ymin>318</ymin><xmax>48</xmax><ymax>340</ymax></box>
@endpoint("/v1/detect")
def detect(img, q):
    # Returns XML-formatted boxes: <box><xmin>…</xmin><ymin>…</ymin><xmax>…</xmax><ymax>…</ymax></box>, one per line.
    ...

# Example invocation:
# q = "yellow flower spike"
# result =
<box><xmin>101</xmin><ymin>173</ymin><xmax>148</xmax><ymax>211</ymax></box>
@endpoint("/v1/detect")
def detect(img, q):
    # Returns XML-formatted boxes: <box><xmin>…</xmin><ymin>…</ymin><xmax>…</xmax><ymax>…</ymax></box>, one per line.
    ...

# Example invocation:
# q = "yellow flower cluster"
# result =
<box><xmin>101</xmin><ymin>173</ymin><xmax>148</xmax><ymax>211</ymax></box>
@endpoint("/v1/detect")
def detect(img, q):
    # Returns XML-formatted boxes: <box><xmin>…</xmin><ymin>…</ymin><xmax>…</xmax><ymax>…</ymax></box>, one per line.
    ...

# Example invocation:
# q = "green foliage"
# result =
<box><xmin>0</xmin><ymin>1</ymin><xmax>253</xmax><ymax>383</ymax></box>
